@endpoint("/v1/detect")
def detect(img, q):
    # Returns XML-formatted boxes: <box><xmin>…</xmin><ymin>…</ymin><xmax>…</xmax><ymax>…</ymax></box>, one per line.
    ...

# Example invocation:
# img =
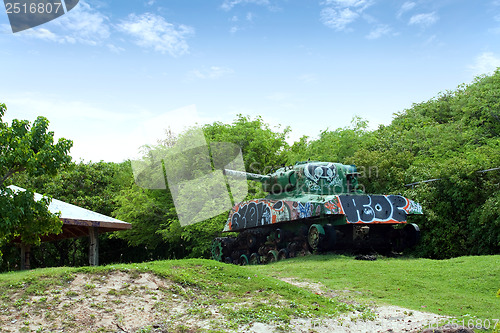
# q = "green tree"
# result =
<box><xmin>113</xmin><ymin>184</ymin><xmax>177</xmax><ymax>251</ymax></box>
<box><xmin>7</xmin><ymin>160</ymin><xmax>135</xmax><ymax>268</ymax></box>
<box><xmin>113</xmin><ymin>116</ymin><xmax>292</xmax><ymax>259</ymax></box>
<box><xmin>16</xmin><ymin>161</ymin><xmax>132</xmax><ymax>216</ymax></box>
<box><xmin>299</xmin><ymin>116</ymin><xmax>370</xmax><ymax>164</ymax></box>
<box><xmin>203</xmin><ymin>114</ymin><xmax>291</xmax><ymax>174</ymax></box>
<box><xmin>357</xmin><ymin>70</ymin><xmax>500</xmax><ymax>257</ymax></box>
<box><xmin>0</xmin><ymin>102</ymin><xmax>72</xmax><ymax>252</ymax></box>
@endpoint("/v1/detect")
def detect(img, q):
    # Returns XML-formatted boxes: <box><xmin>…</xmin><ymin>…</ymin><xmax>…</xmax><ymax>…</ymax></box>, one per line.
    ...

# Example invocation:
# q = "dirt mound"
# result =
<box><xmin>0</xmin><ymin>271</ymin><xmax>455</xmax><ymax>332</ymax></box>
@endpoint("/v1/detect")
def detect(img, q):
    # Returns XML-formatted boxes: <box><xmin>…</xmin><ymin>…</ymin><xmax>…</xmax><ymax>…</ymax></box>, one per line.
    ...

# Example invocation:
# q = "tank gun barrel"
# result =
<box><xmin>223</xmin><ymin>169</ymin><xmax>271</xmax><ymax>182</ymax></box>
<box><xmin>224</xmin><ymin>168</ymin><xmax>296</xmax><ymax>193</ymax></box>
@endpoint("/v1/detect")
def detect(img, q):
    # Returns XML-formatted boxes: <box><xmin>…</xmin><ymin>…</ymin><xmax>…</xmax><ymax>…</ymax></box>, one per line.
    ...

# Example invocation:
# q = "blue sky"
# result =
<box><xmin>1</xmin><ymin>0</ymin><xmax>499</xmax><ymax>162</ymax></box>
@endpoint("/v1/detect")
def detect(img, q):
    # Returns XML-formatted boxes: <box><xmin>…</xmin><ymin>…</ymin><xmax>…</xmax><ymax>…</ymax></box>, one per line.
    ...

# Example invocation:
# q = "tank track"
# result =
<box><xmin>211</xmin><ymin>222</ymin><xmax>420</xmax><ymax>265</ymax></box>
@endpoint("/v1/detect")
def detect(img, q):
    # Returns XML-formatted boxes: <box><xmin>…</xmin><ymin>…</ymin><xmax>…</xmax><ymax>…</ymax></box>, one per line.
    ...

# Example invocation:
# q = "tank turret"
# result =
<box><xmin>224</xmin><ymin>161</ymin><xmax>361</xmax><ymax>196</ymax></box>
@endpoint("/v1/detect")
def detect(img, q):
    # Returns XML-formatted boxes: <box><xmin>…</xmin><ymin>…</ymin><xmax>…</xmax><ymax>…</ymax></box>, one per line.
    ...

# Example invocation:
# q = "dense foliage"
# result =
<box><xmin>1</xmin><ymin>69</ymin><xmax>499</xmax><ymax>269</ymax></box>
<box><xmin>289</xmin><ymin>70</ymin><xmax>499</xmax><ymax>258</ymax></box>
<box><xmin>112</xmin><ymin>116</ymin><xmax>291</xmax><ymax>260</ymax></box>
<box><xmin>0</xmin><ymin>103</ymin><xmax>72</xmax><ymax>257</ymax></box>
<box><xmin>353</xmin><ymin>71</ymin><xmax>500</xmax><ymax>258</ymax></box>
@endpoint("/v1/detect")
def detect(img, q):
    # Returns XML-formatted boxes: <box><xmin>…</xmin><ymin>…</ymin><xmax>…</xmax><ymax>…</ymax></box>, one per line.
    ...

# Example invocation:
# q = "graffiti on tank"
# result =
<box><xmin>229</xmin><ymin>200</ymin><xmax>292</xmax><ymax>230</ymax></box>
<box><xmin>296</xmin><ymin>202</ymin><xmax>313</xmax><ymax>218</ymax></box>
<box><xmin>270</xmin><ymin>200</ymin><xmax>290</xmax><ymax>222</ymax></box>
<box><xmin>338</xmin><ymin>195</ymin><xmax>419</xmax><ymax>223</ymax></box>
<box><xmin>230</xmin><ymin>200</ymin><xmax>269</xmax><ymax>229</ymax></box>
<box><xmin>261</xmin><ymin>209</ymin><xmax>271</xmax><ymax>225</ymax></box>
<box><xmin>407</xmin><ymin>200</ymin><xmax>423</xmax><ymax>214</ymax></box>
<box><xmin>314</xmin><ymin>203</ymin><xmax>322</xmax><ymax>216</ymax></box>
<box><xmin>227</xmin><ymin>195</ymin><xmax>423</xmax><ymax>231</ymax></box>
<box><xmin>229</xmin><ymin>199</ymin><xmax>327</xmax><ymax>230</ymax></box>
<box><xmin>324</xmin><ymin>197</ymin><xmax>344</xmax><ymax>215</ymax></box>
<box><xmin>304</xmin><ymin>163</ymin><xmax>343</xmax><ymax>190</ymax></box>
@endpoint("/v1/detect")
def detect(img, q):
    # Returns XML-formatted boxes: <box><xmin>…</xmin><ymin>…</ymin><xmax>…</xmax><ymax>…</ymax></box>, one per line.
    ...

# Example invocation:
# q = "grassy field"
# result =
<box><xmin>0</xmin><ymin>254</ymin><xmax>498</xmax><ymax>332</ymax></box>
<box><xmin>253</xmin><ymin>254</ymin><xmax>500</xmax><ymax>321</ymax></box>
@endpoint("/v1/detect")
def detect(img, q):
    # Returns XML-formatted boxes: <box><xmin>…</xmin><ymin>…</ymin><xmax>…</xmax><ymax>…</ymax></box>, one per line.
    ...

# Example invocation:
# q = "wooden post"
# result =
<box><xmin>20</xmin><ymin>244</ymin><xmax>31</xmax><ymax>270</ymax></box>
<box><xmin>88</xmin><ymin>227</ymin><xmax>99</xmax><ymax>266</ymax></box>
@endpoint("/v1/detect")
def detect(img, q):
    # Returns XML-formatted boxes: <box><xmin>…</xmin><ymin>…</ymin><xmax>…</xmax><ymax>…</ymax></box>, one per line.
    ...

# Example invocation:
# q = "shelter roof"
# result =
<box><xmin>7</xmin><ymin>185</ymin><xmax>131</xmax><ymax>242</ymax></box>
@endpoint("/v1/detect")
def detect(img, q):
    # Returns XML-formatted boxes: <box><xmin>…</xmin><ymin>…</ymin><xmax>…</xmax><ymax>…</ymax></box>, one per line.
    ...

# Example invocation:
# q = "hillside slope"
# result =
<box><xmin>0</xmin><ymin>255</ymin><xmax>498</xmax><ymax>332</ymax></box>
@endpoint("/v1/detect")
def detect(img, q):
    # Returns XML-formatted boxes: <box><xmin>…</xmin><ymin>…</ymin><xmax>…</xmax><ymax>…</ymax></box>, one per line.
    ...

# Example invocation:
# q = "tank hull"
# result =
<box><xmin>212</xmin><ymin>194</ymin><xmax>422</xmax><ymax>264</ymax></box>
<box><xmin>225</xmin><ymin>194</ymin><xmax>422</xmax><ymax>231</ymax></box>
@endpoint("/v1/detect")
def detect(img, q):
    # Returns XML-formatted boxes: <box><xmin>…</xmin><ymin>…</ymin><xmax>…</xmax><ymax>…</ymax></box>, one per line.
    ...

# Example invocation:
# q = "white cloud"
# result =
<box><xmin>397</xmin><ymin>1</ymin><xmax>416</xmax><ymax>18</ymax></box>
<box><xmin>221</xmin><ymin>0</ymin><xmax>271</xmax><ymax>11</ymax></box>
<box><xmin>3</xmin><ymin>94</ymin><xmax>141</xmax><ymax>162</ymax></box>
<box><xmin>423</xmin><ymin>34</ymin><xmax>437</xmax><ymax>45</ymax></box>
<box><xmin>322</xmin><ymin>0</ymin><xmax>372</xmax><ymax>10</ymax></box>
<box><xmin>55</xmin><ymin>2</ymin><xmax>110</xmax><ymax>44</ymax></box>
<box><xmin>131</xmin><ymin>105</ymin><xmax>214</xmax><ymax>153</ymax></box>
<box><xmin>186</xmin><ymin>66</ymin><xmax>234</xmax><ymax>80</ymax></box>
<box><xmin>366</xmin><ymin>24</ymin><xmax>391</xmax><ymax>39</ymax></box>
<box><xmin>14</xmin><ymin>1</ymin><xmax>110</xmax><ymax>45</ymax></box>
<box><xmin>321</xmin><ymin>7</ymin><xmax>359</xmax><ymax>31</ymax></box>
<box><xmin>117</xmin><ymin>13</ymin><xmax>194</xmax><ymax>56</ymax></box>
<box><xmin>13</xmin><ymin>3</ymin><xmax>196</xmax><ymax>55</ymax></box>
<box><xmin>3</xmin><ymin>94</ymin><xmax>214</xmax><ymax>162</ymax></box>
<box><xmin>17</xmin><ymin>28</ymin><xmax>59</xmax><ymax>41</ymax></box>
<box><xmin>0</xmin><ymin>24</ymin><xmax>12</xmax><ymax>33</ymax></box>
<box><xmin>320</xmin><ymin>0</ymin><xmax>373</xmax><ymax>31</ymax></box>
<box><xmin>6</xmin><ymin>94</ymin><xmax>137</xmax><ymax>123</ymax></box>
<box><xmin>408</xmin><ymin>12</ymin><xmax>439</xmax><ymax>28</ymax></box>
<box><xmin>469</xmin><ymin>52</ymin><xmax>500</xmax><ymax>76</ymax></box>
<box><xmin>107</xmin><ymin>43</ymin><xmax>125</xmax><ymax>53</ymax></box>
<box><xmin>221</xmin><ymin>1</ymin><xmax>277</xmax><ymax>34</ymax></box>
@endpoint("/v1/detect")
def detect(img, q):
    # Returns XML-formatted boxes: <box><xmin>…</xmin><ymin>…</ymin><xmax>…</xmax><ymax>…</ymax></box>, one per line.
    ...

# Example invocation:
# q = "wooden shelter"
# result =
<box><xmin>8</xmin><ymin>185</ymin><xmax>132</xmax><ymax>269</ymax></box>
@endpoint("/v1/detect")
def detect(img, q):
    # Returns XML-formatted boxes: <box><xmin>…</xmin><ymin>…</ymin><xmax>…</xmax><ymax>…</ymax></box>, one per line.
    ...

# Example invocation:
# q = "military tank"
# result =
<box><xmin>211</xmin><ymin>161</ymin><xmax>423</xmax><ymax>265</ymax></box>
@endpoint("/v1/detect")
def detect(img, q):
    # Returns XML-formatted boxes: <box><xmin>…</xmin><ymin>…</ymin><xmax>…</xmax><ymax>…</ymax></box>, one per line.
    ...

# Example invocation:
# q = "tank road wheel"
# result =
<box><xmin>249</xmin><ymin>253</ymin><xmax>261</xmax><ymax>265</ymax></box>
<box><xmin>308</xmin><ymin>224</ymin><xmax>325</xmax><ymax>251</ymax></box>
<box><xmin>266</xmin><ymin>250</ymin><xmax>279</xmax><ymax>263</ymax></box>
<box><xmin>278</xmin><ymin>248</ymin><xmax>289</xmax><ymax>260</ymax></box>
<box><xmin>286</xmin><ymin>242</ymin><xmax>299</xmax><ymax>258</ymax></box>
<box><xmin>258</xmin><ymin>246</ymin><xmax>267</xmax><ymax>256</ymax></box>
<box><xmin>211</xmin><ymin>238</ymin><xmax>224</xmax><ymax>262</ymax></box>
<box><xmin>239</xmin><ymin>254</ymin><xmax>249</xmax><ymax>266</ymax></box>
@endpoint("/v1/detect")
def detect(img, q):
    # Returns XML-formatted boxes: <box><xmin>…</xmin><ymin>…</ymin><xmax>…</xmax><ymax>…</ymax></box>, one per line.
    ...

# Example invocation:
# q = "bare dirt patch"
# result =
<box><xmin>0</xmin><ymin>271</ymin><xmax>223</xmax><ymax>332</ymax></box>
<box><xmin>278</xmin><ymin>277</ymin><xmax>451</xmax><ymax>333</ymax></box>
<box><xmin>0</xmin><ymin>271</ymin><xmax>452</xmax><ymax>333</ymax></box>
